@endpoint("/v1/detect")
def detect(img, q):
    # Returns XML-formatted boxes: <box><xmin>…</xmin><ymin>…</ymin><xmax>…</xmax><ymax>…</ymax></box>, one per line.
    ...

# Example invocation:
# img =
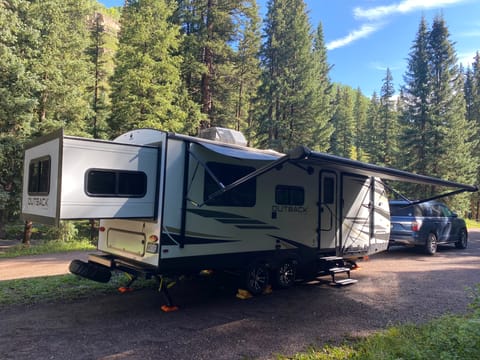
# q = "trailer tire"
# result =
<box><xmin>245</xmin><ymin>263</ymin><xmax>269</xmax><ymax>295</ymax></box>
<box><xmin>69</xmin><ymin>259</ymin><xmax>111</xmax><ymax>283</ymax></box>
<box><xmin>273</xmin><ymin>260</ymin><xmax>296</xmax><ymax>289</ymax></box>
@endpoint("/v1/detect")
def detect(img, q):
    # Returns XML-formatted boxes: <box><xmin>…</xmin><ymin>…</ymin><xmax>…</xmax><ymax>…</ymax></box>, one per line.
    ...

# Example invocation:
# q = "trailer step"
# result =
<box><xmin>329</xmin><ymin>266</ymin><xmax>351</xmax><ymax>274</ymax></box>
<box><xmin>333</xmin><ymin>278</ymin><xmax>358</xmax><ymax>286</ymax></box>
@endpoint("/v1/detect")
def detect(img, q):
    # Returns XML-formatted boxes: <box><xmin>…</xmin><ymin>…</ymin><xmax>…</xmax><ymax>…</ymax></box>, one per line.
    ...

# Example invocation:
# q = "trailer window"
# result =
<box><xmin>323</xmin><ymin>177</ymin><xmax>335</xmax><ymax>204</ymax></box>
<box><xmin>86</xmin><ymin>169</ymin><xmax>147</xmax><ymax>197</ymax></box>
<box><xmin>275</xmin><ymin>185</ymin><xmax>304</xmax><ymax>205</ymax></box>
<box><xmin>28</xmin><ymin>156</ymin><xmax>51</xmax><ymax>195</ymax></box>
<box><xmin>204</xmin><ymin>162</ymin><xmax>256</xmax><ymax>207</ymax></box>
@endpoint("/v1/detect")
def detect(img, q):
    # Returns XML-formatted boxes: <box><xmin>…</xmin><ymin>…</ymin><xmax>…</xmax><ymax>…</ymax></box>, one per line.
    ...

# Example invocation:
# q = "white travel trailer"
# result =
<box><xmin>21</xmin><ymin>128</ymin><xmax>476</xmax><ymax>304</ymax></box>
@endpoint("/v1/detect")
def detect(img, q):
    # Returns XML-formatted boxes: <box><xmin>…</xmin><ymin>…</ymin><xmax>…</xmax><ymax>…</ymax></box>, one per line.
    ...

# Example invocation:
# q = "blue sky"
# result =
<box><xmin>100</xmin><ymin>0</ymin><xmax>480</xmax><ymax>96</ymax></box>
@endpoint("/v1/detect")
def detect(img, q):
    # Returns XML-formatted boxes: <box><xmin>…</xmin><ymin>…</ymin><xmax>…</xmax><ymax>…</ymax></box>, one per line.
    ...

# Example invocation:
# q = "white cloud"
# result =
<box><xmin>354</xmin><ymin>0</ymin><xmax>467</xmax><ymax>21</ymax></box>
<box><xmin>457</xmin><ymin>51</ymin><xmax>478</xmax><ymax>67</ymax></box>
<box><xmin>326</xmin><ymin>23</ymin><xmax>383</xmax><ymax>50</ymax></box>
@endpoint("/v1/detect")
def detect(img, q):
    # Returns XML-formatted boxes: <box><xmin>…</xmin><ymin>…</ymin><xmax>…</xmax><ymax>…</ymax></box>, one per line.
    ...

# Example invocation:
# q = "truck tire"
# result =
<box><xmin>69</xmin><ymin>259</ymin><xmax>111</xmax><ymax>283</ymax></box>
<box><xmin>455</xmin><ymin>229</ymin><xmax>468</xmax><ymax>249</ymax></box>
<box><xmin>424</xmin><ymin>233</ymin><xmax>438</xmax><ymax>255</ymax></box>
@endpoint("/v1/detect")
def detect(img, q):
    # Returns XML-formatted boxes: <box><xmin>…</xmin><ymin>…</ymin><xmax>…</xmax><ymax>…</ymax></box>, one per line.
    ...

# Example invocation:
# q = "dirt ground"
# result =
<box><xmin>1</xmin><ymin>231</ymin><xmax>479</xmax><ymax>360</ymax></box>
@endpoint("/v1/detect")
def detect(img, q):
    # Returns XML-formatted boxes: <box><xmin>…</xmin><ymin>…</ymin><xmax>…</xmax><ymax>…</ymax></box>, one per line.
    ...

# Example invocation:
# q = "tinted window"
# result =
<box><xmin>276</xmin><ymin>185</ymin><xmax>304</xmax><ymax>205</ymax></box>
<box><xmin>86</xmin><ymin>169</ymin><xmax>147</xmax><ymax>197</ymax></box>
<box><xmin>390</xmin><ymin>204</ymin><xmax>423</xmax><ymax>217</ymax></box>
<box><xmin>28</xmin><ymin>156</ymin><xmax>51</xmax><ymax>195</ymax></box>
<box><xmin>204</xmin><ymin>162</ymin><xmax>256</xmax><ymax>207</ymax></box>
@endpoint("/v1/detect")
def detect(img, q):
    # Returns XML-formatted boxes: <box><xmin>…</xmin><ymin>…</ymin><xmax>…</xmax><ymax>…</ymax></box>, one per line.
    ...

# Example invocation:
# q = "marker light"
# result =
<box><xmin>149</xmin><ymin>235</ymin><xmax>159</xmax><ymax>243</ymax></box>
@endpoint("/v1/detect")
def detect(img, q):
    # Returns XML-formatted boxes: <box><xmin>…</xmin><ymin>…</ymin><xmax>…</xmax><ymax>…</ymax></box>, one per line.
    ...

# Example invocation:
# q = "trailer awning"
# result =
<box><xmin>197</xmin><ymin>142</ymin><xmax>281</xmax><ymax>161</ymax></box>
<box><xmin>195</xmin><ymin>141</ymin><xmax>477</xmax><ymax>199</ymax></box>
<box><xmin>290</xmin><ymin>146</ymin><xmax>477</xmax><ymax>192</ymax></box>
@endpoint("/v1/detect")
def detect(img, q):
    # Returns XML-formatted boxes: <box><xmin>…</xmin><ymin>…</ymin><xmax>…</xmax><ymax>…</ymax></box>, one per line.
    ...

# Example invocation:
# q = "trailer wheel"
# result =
<box><xmin>274</xmin><ymin>260</ymin><xmax>296</xmax><ymax>289</ymax></box>
<box><xmin>424</xmin><ymin>233</ymin><xmax>438</xmax><ymax>255</ymax></box>
<box><xmin>69</xmin><ymin>259</ymin><xmax>111</xmax><ymax>283</ymax></box>
<box><xmin>245</xmin><ymin>263</ymin><xmax>269</xmax><ymax>295</ymax></box>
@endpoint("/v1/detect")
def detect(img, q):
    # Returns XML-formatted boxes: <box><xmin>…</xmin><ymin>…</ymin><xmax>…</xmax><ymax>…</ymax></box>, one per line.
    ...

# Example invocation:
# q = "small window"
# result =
<box><xmin>204</xmin><ymin>162</ymin><xmax>256</xmax><ymax>207</ymax></box>
<box><xmin>28</xmin><ymin>156</ymin><xmax>51</xmax><ymax>195</ymax></box>
<box><xmin>275</xmin><ymin>185</ymin><xmax>304</xmax><ymax>205</ymax></box>
<box><xmin>323</xmin><ymin>177</ymin><xmax>335</xmax><ymax>204</ymax></box>
<box><xmin>86</xmin><ymin>169</ymin><xmax>147</xmax><ymax>197</ymax></box>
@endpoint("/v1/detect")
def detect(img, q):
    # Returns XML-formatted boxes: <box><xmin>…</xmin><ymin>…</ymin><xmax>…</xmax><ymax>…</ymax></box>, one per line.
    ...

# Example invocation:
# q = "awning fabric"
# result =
<box><xmin>196</xmin><ymin>142</ymin><xmax>477</xmax><ymax>192</ymax></box>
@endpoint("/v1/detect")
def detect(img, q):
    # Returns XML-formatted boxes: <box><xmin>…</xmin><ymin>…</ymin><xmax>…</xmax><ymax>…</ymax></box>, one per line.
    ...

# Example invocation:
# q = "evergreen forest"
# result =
<box><xmin>1</xmin><ymin>0</ymin><xmax>480</xmax><ymax>233</ymax></box>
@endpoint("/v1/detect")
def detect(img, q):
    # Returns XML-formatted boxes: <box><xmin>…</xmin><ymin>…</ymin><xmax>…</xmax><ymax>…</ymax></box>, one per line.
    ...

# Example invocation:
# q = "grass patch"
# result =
<box><xmin>280</xmin><ymin>285</ymin><xmax>480</xmax><ymax>360</ymax></box>
<box><xmin>466</xmin><ymin>218</ymin><xmax>480</xmax><ymax>229</ymax></box>
<box><xmin>0</xmin><ymin>238</ymin><xmax>96</xmax><ymax>259</ymax></box>
<box><xmin>0</xmin><ymin>272</ymin><xmax>157</xmax><ymax>307</ymax></box>
<box><xmin>281</xmin><ymin>314</ymin><xmax>480</xmax><ymax>360</ymax></box>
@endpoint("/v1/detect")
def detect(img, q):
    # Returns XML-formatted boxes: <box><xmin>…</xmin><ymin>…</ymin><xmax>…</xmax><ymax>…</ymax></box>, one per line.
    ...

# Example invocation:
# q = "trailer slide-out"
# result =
<box><xmin>21</xmin><ymin>128</ymin><xmax>477</xmax><ymax>304</ymax></box>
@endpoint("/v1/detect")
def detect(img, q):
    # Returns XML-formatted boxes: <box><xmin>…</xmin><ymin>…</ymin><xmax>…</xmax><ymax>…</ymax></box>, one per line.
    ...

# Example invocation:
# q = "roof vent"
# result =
<box><xmin>197</xmin><ymin>127</ymin><xmax>247</xmax><ymax>147</ymax></box>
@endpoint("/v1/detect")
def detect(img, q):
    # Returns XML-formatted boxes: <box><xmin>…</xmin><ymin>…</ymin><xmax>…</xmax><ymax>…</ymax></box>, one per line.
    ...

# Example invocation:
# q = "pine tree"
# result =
<box><xmin>256</xmin><ymin>0</ymin><xmax>331</xmax><ymax>152</ymax></box>
<box><xmin>310</xmin><ymin>23</ymin><xmax>334</xmax><ymax>152</ymax></box>
<box><xmin>400</xmin><ymin>17</ymin><xmax>432</xmax><ymax>192</ymax></box>
<box><xmin>86</xmin><ymin>10</ymin><xmax>119</xmax><ymax>139</ymax></box>
<box><xmin>353</xmin><ymin>88</ymin><xmax>369</xmax><ymax>161</ymax></box>
<box><xmin>109</xmin><ymin>0</ymin><xmax>198</xmax><ymax>136</ymax></box>
<box><xmin>427</xmin><ymin>15</ymin><xmax>477</xmax><ymax>210</ymax></box>
<box><xmin>232</xmin><ymin>0</ymin><xmax>261</xmax><ymax>136</ymax></box>
<box><xmin>378</xmin><ymin>68</ymin><xmax>399</xmax><ymax>166</ymax></box>
<box><xmin>365</xmin><ymin>92</ymin><xmax>381</xmax><ymax>163</ymax></box>
<box><xmin>329</xmin><ymin>85</ymin><xmax>355</xmax><ymax>158</ymax></box>
<box><xmin>28</xmin><ymin>0</ymin><xmax>93</xmax><ymax>136</ymax></box>
<box><xmin>400</xmin><ymin>16</ymin><xmax>477</xmax><ymax>211</ymax></box>
<box><xmin>174</xmin><ymin>0</ymin><xmax>259</xmax><ymax>129</ymax></box>
<box><xmin>0</xmin><ymin>0</ymin><xmax>41</xmax><ymax>235</ymax></box>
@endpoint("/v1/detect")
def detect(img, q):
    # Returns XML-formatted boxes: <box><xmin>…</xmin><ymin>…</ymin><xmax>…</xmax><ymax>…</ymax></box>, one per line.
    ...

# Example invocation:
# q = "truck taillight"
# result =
<box><xmin>411</xmin><ymin>220</ymin><xmax>422</xmax><ymax>232</ymax></box>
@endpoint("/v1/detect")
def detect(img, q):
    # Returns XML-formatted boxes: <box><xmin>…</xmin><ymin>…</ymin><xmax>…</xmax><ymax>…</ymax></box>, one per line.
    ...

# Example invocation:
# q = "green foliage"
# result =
<box><xmin>256</xmin><ymin>0</ymin><xmax>331</xmax><ymax>152</ymax></box>
<box><xmin>109</xmin><ymin>0</ymin><xmax>197</xmax><ymax>136</ymax></box>
<box><xmin>0</xmin><ymin>238</ymin><xmax>95</xmax><ymax>258</ymax></box>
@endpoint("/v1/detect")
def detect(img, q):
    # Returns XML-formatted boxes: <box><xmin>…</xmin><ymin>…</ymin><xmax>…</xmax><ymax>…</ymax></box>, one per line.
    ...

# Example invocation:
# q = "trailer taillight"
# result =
<box><xmin>149</xmin><ymin>235</ymin><xmax>159</xmax><ymax>242</ymax></box>
<box><xmin>99</xmin><ymin>226</ymin><xmax>105</xmax><ymax>232</ymax></box>
<box><xmin>411</xmin><ymin>220</ymin><xmax>422</xmax><ymax>232</ymax></box>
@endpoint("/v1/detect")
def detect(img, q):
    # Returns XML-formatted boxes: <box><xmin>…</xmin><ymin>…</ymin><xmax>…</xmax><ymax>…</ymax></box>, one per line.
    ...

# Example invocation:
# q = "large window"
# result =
<box><xmin>275</xmin><ymin>185</ymin><xmax>304</xmax><ymax>205</ymax></box>
<box><xmin>85</xmin><ymin>169</ymin><xmax>147</xmax><ymax>197</ymax></box>
<box><xmin>28</xmin><ymin>156</ymin><xmax>51</xmax><ymax>195</ymax></box>
<box><xmin>204</xmin><ymin>162</ymin><xmax>256</xmax><ymax>207</ymax></box>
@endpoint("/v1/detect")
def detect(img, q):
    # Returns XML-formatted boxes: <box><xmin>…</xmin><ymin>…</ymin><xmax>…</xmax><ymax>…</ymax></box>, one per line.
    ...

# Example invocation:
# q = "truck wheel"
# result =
<box><xmin>274</xmin><ymin>260</ymin><xmax>296</xmax><ymax>289</ymax></box>
<box><xmin>455</xmin><ymin>229</ymin><xmax>468</xmax><ymax>249</ymax></box>
<box><xmin>245</xmin><ymin>263</ymin><xmax>269</xmax><ymax>295</ymax></box>
<box><xmin>424</xmin><ymin>233</ymin><xmax>438</xmax><ymax>255</ymax></box>
<box><xmin>69</xmin><ymin>259</ymin><xmax>111</xmax><ymax>283</ymax></box>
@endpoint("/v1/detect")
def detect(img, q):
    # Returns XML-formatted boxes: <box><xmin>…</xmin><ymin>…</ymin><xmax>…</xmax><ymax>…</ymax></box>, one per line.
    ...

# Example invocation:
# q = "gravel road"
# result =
<box><xmin>0</xmin><ymin>230</ymin><xmax>479</xmax><ymax>360</ymax></box>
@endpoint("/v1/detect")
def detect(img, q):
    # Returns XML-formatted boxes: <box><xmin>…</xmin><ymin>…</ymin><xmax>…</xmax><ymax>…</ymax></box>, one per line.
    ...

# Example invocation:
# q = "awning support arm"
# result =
<box><xmin>408</xmin><ymin>188</ymin><xmax>473</xmax><ymax>206</ymax></box>
<box><xmin>199</xmin><ymin>146</ymin><xmax>309</xmax><ymax>206</ymax></box>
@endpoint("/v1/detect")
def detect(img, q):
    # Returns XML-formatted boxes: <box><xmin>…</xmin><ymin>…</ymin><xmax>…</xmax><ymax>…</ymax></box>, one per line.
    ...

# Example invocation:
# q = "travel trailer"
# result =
<box><xmin>21</xmin><ymin>128</ymin><xmax>477</xmax><ymax>306</ymax></box>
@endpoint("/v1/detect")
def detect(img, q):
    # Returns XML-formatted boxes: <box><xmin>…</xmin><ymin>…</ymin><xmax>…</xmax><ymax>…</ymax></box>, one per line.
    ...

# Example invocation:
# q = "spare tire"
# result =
<box><xmin>69</xmin><ymin>259</ymin><xmax>111</xmax><ymax>283</ymax></box>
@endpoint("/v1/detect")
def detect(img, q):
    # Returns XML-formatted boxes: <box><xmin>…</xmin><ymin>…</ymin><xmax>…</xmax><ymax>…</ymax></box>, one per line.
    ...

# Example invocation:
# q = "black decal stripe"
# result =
<box><xmin>187</xmin><ymin>209</ymin><xmax>247</xmax><ymax>219</ymax></box>
<box><xmin>236</xmin><ymin>225</ymin><xmax>279</xmax><ymax>229</ymax></box>
<box><xmin>161</xmin><ymin>233</ymin><xmax>237</xmax><ymax>246</ymax></box>
<box><xmin>218</xmin><ymin>219</ymin><xmax>266</xmax><ymax>224</ymax></box>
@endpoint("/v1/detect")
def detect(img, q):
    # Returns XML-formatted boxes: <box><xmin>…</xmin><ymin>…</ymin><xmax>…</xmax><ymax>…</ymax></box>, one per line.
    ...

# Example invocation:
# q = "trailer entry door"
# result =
<box><xmin>22</xmin><ymin>130</ymin><xmax>160</xmax><ymax>225</ymax></box>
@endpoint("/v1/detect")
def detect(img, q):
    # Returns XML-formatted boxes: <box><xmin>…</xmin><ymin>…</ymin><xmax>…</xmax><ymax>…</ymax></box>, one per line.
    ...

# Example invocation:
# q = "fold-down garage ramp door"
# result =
<box><xmin>21</xmin><ymin>130</ymin><xmax>160</xmax><ymax>225</ymax></box>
